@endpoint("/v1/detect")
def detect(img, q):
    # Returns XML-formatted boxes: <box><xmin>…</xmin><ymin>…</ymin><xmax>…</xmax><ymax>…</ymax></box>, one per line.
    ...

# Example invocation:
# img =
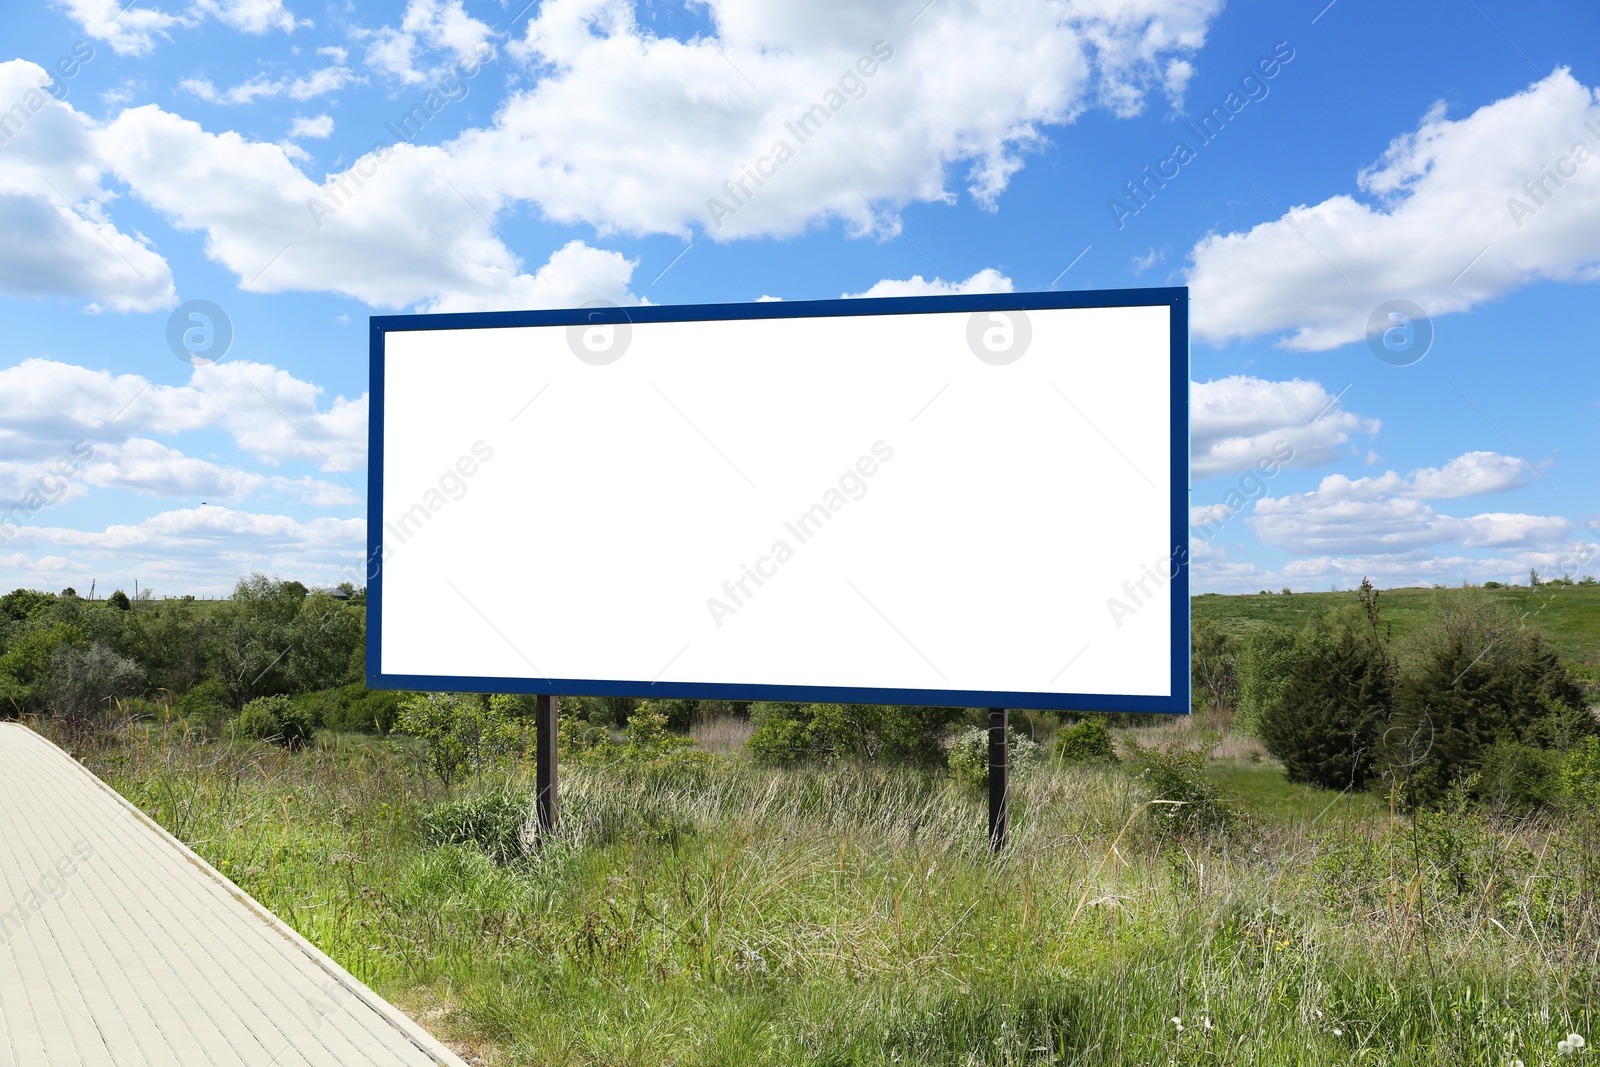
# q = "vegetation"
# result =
<box><xmin>3</xmin><ymin>574</ymin><xmax>1598</xmax><ymax>1064</ymax></box>
<box><xmin>33</xmin><ymin>717</ymin><xmax>1596</xmax><ymax>1067</ymax></box>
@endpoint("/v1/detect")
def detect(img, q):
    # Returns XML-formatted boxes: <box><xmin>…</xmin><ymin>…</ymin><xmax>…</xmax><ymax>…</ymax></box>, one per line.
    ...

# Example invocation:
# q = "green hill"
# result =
<box><xmin>1192</xmin><ymin>582</ymin><xmax>1600</xmax><ymax>672</ymax></box>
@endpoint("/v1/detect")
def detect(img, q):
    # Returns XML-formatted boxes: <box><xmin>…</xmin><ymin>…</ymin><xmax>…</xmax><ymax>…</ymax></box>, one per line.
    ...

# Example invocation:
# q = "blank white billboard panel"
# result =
<box><xmin>370</xmin><ymin>291</ymin><xmax>1188</xmax><ymax>712</ymax></box>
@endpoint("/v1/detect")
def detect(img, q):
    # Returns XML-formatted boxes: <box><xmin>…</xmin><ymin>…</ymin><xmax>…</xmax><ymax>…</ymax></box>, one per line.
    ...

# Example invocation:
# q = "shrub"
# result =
<box><xmin>173</xmin><ymin>678</ymin><xmax>231</xmax><ymax>730</ymax></box>
<box><xmin>313</xmin><ymin>683</ymin><xmax>405</xmax><ymax>734</ymax></box>
<box><xmin>49</xmin><ymin>641</ymin><xmax>144</xmax><ymax>725</ymax></box>
<box><xmin>1473</xmin><ymin>740</ymin><xmax>1562</xmax><ymax>811</ymax></box>
<box><xmin>230</xmin><ymin>694</ymin><xmax>315</xmax><ymax>749</ymax></box>
<box><xmin>422</xmin><ymin>790</ymin><xmax>532</xmax><ymax>864</ymax></box>
<box><xmin>1052</xmin><ymin>717</ymin><xmax>1117</xmax><ymax>764</ymax></box>
<box><xmin>1562</xmin><ymin>736</ymin><xmax>1600</xmax><ymax>810</ymax></box>
<box><xmin>398</xmin><ymin>692</ymin><xmax>521</xmax><ymax>788</ymax></box>
<box><xmin>748</xmin><ymin>701</ymin><xmax>963</xmax><ymax>766</ymax></box>
<box><xmin>1258</xmin><ymin>605</ymin><xmax>1394</xmax><ymax>792</ymax></box>
<box><xmin>1127</xmin><ymin>739</ymin><xmax>1245</xmax><ymax>841</ymax></box>
<box><xmin>621</xmin><ymin>701</ymin><xmax>696</xmax><ymax>762</ymax></box>
<box><xmin>1190</xmin><ymin>618</ymin><xmax>1238</xmax><ymax>719</ymax></box>
<box><xmin>1233</xmin><ymin>624</ymin><xmax>1300</xmax><ymax>737</ymax></box>
<box><xmin>1388</xmin><ymin>588</ymin><xmax>1591</xmax><ymax>805</ymax></box>
<box><xmin>946</xmin><ymin>724</ymin><xmax>1042</xmax><ymax>788</ymax></box>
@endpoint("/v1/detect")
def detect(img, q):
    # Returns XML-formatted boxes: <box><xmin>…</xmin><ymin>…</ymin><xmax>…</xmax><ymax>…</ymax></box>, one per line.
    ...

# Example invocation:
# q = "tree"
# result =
<box><xmin>0</xmin><ymin>623</ymin><xmax>89</xmax><ymax>713</ymax></box>
<box><xmin>49</xmin><ymin>641</ymin><xmax>144</xmax><ymax>726</ymax></box>
<box><xmin>107</xmin><ymin>590</ymin><xmax>131</xmax><ymax>611</ymax></box>
<box><xmin>1234</xmin><ymin>624</ymin><xmax>1300</xmax><ymax>737</ymax></box>
<box><xmin>1190</xmin><ymin>618</ymin><xmax>1238</xmax><ymax>720</ymax></box>
<box><xmin>398</xmin><ymin>692</ymin><xmax>521</xmax><ymax>788</ymax></box>
<box><xmin>1388</xmin><ymin>588</ymin><xmax>1591</xmax><ymax>804</ymax></box>
<box><xmin>747</xmin><ymin>702</ymin><xmax>962</xmax><ymax>766</ymax></box>
<box><xmin>204</xmin><ymin>573</ymin><xmax>310</xmax><ymax>707</ymax></box>
<box><xmin>1258</xmin><ymin>605</ymin><xmax>1394</xmax><ymax>791</ymax></box>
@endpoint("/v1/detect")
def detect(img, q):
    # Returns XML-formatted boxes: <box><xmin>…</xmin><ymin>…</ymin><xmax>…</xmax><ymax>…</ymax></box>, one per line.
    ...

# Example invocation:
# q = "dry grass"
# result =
<box><xmin>690</xmin><ymin>713</ymin><xmax>754</xmax><ymax>755</ymax></box>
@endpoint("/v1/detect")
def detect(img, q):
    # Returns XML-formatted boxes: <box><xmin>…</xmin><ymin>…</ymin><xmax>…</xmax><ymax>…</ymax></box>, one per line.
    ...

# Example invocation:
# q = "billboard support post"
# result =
<box><xmin>536</xmin><ymin>694</ymin><xmax>558</xmax><ymax>839</ymax></box>
<box><xmin>988</xmin><ymin>707</ymin><xmax>1008</xmax><ymax>852</ymax></box>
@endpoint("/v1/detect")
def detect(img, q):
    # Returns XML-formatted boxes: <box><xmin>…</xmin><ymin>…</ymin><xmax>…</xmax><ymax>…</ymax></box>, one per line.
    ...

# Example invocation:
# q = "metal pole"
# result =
<box><xmin>988</xmin><ymin>707</ymin><xmax>1008</xmax><ymax>852</ymax></box>
<box><xmin>536</xmin><ymin>694</ymin><xmax>559</xmax><ymax>838</ymax></box>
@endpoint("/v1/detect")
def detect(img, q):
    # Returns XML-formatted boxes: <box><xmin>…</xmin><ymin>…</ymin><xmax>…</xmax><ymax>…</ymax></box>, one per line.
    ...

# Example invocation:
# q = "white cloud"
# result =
<box><xmin>364</xmin><ymin>0</ymin><xmax>496</xmax><ymax>86</ymax></box>
<box><xmin>189</xmin><ymin>0</ymin><xmax>299</xmax><ymax>35</ymax></box>
<box><xmin>1188</xmin><ymin>69</ymin><xmax>1600</xmax><ymax>350</ymax></box>
<box><xmin>437</xmin><ymin>0</ymin><xmax>1221</xmax><ymax>240</ymax></box>
<box><xmin>0</xmin><ymin>506</ymin><xmax>366</xmax><ymax>596</ymax></box>
<box><xmin>0</xmin><ymin>62</ymin><xmax>176</xmax><ymax>312</ymax></box>
<box><xmin>0</xmin><ymin>358</ymin><xmax>366</xmax><ymax>476</ymax></box>
<box><xmin>289</xmin><ymin>114</ymin><xmax>334</xmax><ymax>139</ymax></box>
<box><xmin>1306</xmin><ymin>451</ymin><xmax>1533</xmax><ymax>502</ymax></box>
<box><xmin>1249</xmin><ymin>476</ymin><xmax>1571</xmax><ymax>555</ymax></box>
<box><xmin>53</xmin><ymin>0</ymin><xmax>187</xmax><ymax>57</ymax></box>
<box><xmin>840</xmin><ymin>267</ymin><xmax>1013</xmax><ymax>299</ymax></box>
<box><xmin>1191</xmin><ymin>376</ymin><xmax>1379</xmax><ymax>478</ymax></box>
<box><xmin>95</xmin><ymin>104</ymin><xmax>644</xmax><ymax>309</ymax></box>
<box><xmin>420</xmin><ymin>239</ymin><xmax>642</xmax><ymax>313</ymax></box>
<box><xmin>179</xmin><ymin>65</ymin><xmax>357</xmax><ymax>105</ymax></box>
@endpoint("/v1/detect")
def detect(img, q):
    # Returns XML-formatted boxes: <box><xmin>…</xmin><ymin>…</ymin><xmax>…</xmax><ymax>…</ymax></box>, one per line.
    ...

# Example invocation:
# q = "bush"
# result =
<box><xmin>1233</xmin><ymin>624</ymin><xmax>1299</xmax><ymax>737</ymax></box>
<box><xmin>1562</xmin><ymin>736</ymin><xmax>1600</xmax><ymax>810</ymax></box>
<box><xmin>1190</xmin><ymin>618</ymin><xmax>1237</xmax><ymax>718</ymax></box>
<box><xmin>1258</xmin><ymin>605</ymin><xmax>1394</xmax><ymax>792</ymax></box>
<box><xmin>1052</xmin><ymin>717</ymin><xmax>1118</xmax><ymax>764</ymax></box>
<box><xmin>173</xmin><ymin>678</ymin><xmax>231</xmax><ymax>730</ymax></box>
<box><xmin>398</xmin><ymin>692</ymin><xmax>521</xmax><ymax>788</ymax></box>
<box><xmin>310</xmin><ymin>683</ymin><xmax>405</xmax><ymax>734</ymax></box>
<box><xmin>421</xmin><ymin>790</ymin><xmax>532</xmax><ymax>864</ymax></box>
<box><xmin>230</xmin><ymin>694</ymin><xmax>315</xmax><ymax>749</ymax></box>
<box><xmin>49</xmin><ymin>640</ymin><xmax>144</xmax><ymax>725</ymax></box>
<box><xmin>1388</xmin><ymin>588</ymin><xmax>1591</xmax><ymax>805</ymax></box>
<box><xmin>947</xmin><ymin>724</ymin><xmax>1042</xmax><ymax>788</ymax></box>
<box><xmin>1473</xmin><ymin>740</ymin><xmax>1562</xmax><ymax>811</ymax></box>
<box><xmin>748</xmin><ymin>701</ymin><xmax>963</xmax><ymax>766</ymax></box>
<box><xmin>1127</xmin><ymin>740</ymin><xmax>1245</xmax><ymax>841</ymax></box>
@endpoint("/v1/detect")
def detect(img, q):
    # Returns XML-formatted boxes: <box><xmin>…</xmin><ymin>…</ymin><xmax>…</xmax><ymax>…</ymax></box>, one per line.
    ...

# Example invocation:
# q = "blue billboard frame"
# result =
<box><xmin>368</xmin><ymin>287</ymin><xmax>1190</xmax><ymax>713</ymax></box>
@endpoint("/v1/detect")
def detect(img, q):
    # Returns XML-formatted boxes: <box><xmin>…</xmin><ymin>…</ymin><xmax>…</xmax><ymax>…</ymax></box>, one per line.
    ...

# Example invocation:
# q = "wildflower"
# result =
<box><xmin>1203</xmin><ymin>1018</ymin><xmax>1213</xmax><ymax>1032</ymax></box>
<box><xmin>1333</xmin><ymin>1029</ymin><xmax>1343</xmax><ymax>1037</ymax></box>
<box><xmin>1558</xmin><ymin>1033</ymin><xmax>1586</xmax><ymax>1055</ymax></box>
<box><xmin>1171</xmin><ymin>1017</ymin><xmax>1184</xmax><ymax>1033</ymax></box>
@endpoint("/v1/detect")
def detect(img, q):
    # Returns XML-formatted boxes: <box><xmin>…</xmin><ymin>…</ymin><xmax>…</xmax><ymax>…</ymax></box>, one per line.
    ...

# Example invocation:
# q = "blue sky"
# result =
<box><xmin>0</xmin><ymin>0</ymin><xmax>1596</xmax><ymax>597</ymax></box>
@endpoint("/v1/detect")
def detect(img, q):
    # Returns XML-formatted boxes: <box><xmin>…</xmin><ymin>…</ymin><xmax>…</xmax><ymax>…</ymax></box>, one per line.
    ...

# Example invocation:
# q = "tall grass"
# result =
<box><xmin>36</xmin><ymin>717</ymin><xmax>1599</xmax><ymax>1066</ymax></box>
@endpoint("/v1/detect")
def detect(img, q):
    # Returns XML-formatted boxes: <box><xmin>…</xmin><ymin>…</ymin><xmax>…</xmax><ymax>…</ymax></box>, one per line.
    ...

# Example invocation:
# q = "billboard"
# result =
<box><xmin>369</xmin><ymin>288</ymin><xmax>1188</xmax><ymax>713</ymax></box>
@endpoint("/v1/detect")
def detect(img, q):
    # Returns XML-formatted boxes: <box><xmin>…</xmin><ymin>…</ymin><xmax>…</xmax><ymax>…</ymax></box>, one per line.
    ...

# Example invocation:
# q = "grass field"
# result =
<box><xmin>36</xmin><ymin>715</ymin><xmax>1597</xmax><ymax>1067</ymax></box>
<box><xmin>1191</xmin><ymin>583</ymin><xmax>1600</xmax><ymax>672</ymax></box>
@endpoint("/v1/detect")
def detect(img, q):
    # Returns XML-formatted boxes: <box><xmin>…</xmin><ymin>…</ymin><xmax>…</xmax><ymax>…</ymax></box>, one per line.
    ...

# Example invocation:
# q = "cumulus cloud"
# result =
<box><xmin>1188</xmin><ymin>69</ymin><xmax>1600</xmax><ymax>350</ymax></box>
<box><xmin>58</xmin><ymin>0</ymin><xmax>301</xmax><ymax>53</ymax></box>
<box><xmin>1191</xmin><ymin>376</ymin><xmax>1379</xmax><ymax>478</ymax></box>
<box><xmin>363</xmin><ymin>0</ymin><xmax>496</xmax><ymax>85</ymax></box>
<box><xmin>0</xmin><ymin>358</ymin><xmax>366</xmax><ymax>498</ymax></box>
<box><xmin>189</xmin><ymin>0</ymin><xmax>300</xmax><ymax>35</ymax></box>
<box><xmin>1249</xmin><ymin>476</ymin><xmax>1570</xmax><ymax>555</ymax></box>
<box><xmin>0</xmin><ymin>506</ymin><xmax>366</xmax><ymax>596</ymax></box>
<box><xmin>178</xmin><ymin>65</ymin><xmax>358</xmax><ymax>105</ymax></box>
<box><xmin>288</xmin><ymin>114</ymin><xmax>334</xmax><ymax>139</ymax></box>
<box><xmin>53</xmin><ymin>0</ymin><xmax>188</xmax><ymax>56</ymax></box>
<box><xmin>0</xmin><ymin>62</ymin><xmax>175</xmax><ymax>312</ymax></box>
<box><xmin>1305</xmin><ymin>451</ymin><xmax>1533</xmax><ymax>502</ymax></box>
<box><xmin>91</xmin><ymin>105</ymin><xmax>643</xmax><ymax>310</ymax></box>
<box><xmin>438</xmin><ymin>0</ymin><xmax>1222</xmax><ymax>240</ymax></box>
<box><xmin>62</xmin><ymin>438</ymin><xmax>354</xmax><ymax>505</ymax></box>
<box><xmin>841</xmin><ymin>267</ymin><xmax>1013</xmax><ymax>298</ymax></box>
